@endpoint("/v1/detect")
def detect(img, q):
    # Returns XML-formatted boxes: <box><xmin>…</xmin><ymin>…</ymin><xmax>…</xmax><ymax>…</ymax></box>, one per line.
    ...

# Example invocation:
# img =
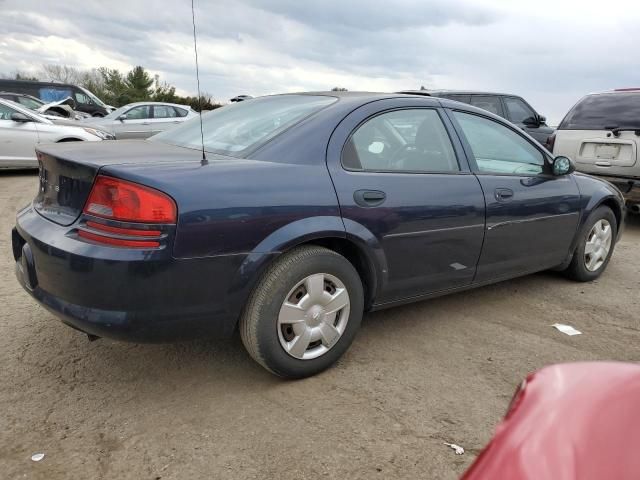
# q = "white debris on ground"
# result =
<box><xmin>552</xmin><ymin>323</ymin><xmax>582</xmax><ymax>336</ymax></box>
<box><xmin>444</xmin><ymin>442</ymin><xmax>465</xmax><ymax>455</ymax></box>
<box><xmin>31</xmin><ymin>453</ymin><xmax>45</xmax><ymax>462</ymax></box>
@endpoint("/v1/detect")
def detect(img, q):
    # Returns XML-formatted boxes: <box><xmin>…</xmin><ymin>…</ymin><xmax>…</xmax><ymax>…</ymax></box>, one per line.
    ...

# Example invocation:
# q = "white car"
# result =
<box><xmin>0</xmin><ymin>98</ymin><xmax>113</xmax><ymax>168</ymax></box>
<box><xmin>552</xmin><ymin>88</ymin><xmax>640</xmax><ymax>211</ymax></box>
<box><xmin>85</xmin><ymin>102</ymin><xmax>198</xmax><ymax>139</ymax></box>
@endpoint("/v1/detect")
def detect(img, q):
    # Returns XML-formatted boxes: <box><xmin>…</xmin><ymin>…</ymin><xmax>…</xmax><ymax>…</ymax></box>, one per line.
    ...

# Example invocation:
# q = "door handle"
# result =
<box><xmin>354</xmin><ymin>189</ymin><xmax>386</xmax><ymax>207</ymax></box>
<box><xmin>495</xmin><ymin>188</ymin><xmax>514</xmax><ymax>202</ymax></box>
<box><xmin>142</xmin><ymin>122</ymin><xmax>150</xmax><ymax>125</ymax></box>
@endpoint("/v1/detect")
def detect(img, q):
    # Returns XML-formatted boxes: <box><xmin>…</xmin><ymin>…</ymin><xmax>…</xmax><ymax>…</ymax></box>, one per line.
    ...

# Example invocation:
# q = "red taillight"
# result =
<box><xmin>83</xmin><ymin>175</ymin><xmax>177</xmax><ymax>224</ymax></box>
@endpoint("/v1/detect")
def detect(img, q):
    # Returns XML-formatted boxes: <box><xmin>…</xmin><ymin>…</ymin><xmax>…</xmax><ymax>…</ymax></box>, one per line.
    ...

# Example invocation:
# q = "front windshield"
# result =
<box><xmin>151</xmin><ymin>94</ymin><xmax>337</xmax><ymax>156</ymax></box>
<box><xmin>79</xmin><ymin>86</ymin><xmax>107</xmax><ymax>107</ymax></box>
<box><xmin>103</xmin><ymin>104</ymin><xmax>133</xmax><ymax>119</ymax></box>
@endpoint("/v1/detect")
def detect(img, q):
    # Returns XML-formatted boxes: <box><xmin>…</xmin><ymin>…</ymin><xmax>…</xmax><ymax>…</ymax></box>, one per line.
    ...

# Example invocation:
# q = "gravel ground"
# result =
<box><xmin>1</xmin><ymin>170</ymin><xmax>639</xmax><ymax>480</ymax></box>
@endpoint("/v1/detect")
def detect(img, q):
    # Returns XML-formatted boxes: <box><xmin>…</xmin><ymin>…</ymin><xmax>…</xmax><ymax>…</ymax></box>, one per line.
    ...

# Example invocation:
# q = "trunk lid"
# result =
<box><xmin>34</xmin><ymin>140</ymin><xmax>202</xmax><ymax>226</ymax></box>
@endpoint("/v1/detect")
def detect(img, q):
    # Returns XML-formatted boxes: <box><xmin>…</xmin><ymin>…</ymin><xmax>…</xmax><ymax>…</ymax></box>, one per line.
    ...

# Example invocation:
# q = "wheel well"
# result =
<box><xmin>303</xmin><ymin>237</ymin><xmax>377</xmax><ymax>309</ymax></box>
<box><xmin>57</xmin><ymin>138</ymin><xmax>83</xmax><ymax>142</ymax></box>
<box><xmin>599</xmin><ymin>198</ymin><xmax>622</xmax><ymax>232</ymax></box>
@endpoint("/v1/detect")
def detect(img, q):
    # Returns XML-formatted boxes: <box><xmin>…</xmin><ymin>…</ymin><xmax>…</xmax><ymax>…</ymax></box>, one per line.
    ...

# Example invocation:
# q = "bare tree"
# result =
<box><xmin>40</xmin><ymin>64</ymin><xmax>83</xmax><ymax>84</ymax></box>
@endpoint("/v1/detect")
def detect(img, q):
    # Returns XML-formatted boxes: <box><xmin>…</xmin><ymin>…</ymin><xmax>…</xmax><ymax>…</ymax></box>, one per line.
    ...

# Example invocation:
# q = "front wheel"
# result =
<box><xmin>240</xmin><ymin>246</ymin><xmax>364</xmax><ymax>378</ymax></box>
<box><xmin>564</xmin><ymin>206</ymin><xmax>617</xmax><ymax>282</ymax></box>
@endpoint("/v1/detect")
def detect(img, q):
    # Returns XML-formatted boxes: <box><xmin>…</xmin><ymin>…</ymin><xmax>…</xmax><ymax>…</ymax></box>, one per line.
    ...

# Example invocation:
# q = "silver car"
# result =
<box><xmin>0</xmin><ymin>98</ymin><xmax>113</xmax><ymax>168</ymax></box>
<box><xmin>85</xmin><ymin>102</ymin><xmax>198</xmax><ymax>139</ymax></box>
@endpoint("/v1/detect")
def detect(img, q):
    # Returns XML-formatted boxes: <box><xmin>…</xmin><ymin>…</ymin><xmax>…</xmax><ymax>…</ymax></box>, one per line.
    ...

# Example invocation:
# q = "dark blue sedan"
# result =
<box><xmin>13</xmin><ymin>92</ymin><xmax>625</xmax><ymax>378</ymax></box>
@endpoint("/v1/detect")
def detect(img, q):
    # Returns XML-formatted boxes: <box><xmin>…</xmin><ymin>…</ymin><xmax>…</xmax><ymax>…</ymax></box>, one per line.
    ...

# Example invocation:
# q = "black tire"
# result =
<box><xmin>564</xmin><ymin>206</ymin><xmax>617</xmax><ymax>282</ymax></box>
<box><xmin>240</xmin><ymin>246</ymin><xmax>364</xmax><ymax>378</ymax></box>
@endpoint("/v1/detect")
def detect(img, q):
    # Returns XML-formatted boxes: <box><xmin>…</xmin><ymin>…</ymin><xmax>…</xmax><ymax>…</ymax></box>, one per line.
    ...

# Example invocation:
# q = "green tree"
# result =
<box><xmin>126</xmin><ymin>66</ymin><xmax>154</xmax><ymax>102</ymax></box>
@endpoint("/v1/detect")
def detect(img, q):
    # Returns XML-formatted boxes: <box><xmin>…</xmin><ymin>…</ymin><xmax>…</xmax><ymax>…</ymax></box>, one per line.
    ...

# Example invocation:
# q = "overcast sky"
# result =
<box><xmin>1</xmin><ymin>0</ymin><xmax>639</xmax><ymax>124</ymax></box>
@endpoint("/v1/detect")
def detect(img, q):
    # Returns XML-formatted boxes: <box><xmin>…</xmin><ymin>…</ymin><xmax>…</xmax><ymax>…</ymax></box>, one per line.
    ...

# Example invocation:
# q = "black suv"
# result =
<box><xmin>0</xmin><ymin>79</ymin><xmax>112</xmax><ymax>117</ymax></box>
<box><xmin>400</xmin><ymin>90</ymin><xmax>554</xmax><ymax>148</ymax></box>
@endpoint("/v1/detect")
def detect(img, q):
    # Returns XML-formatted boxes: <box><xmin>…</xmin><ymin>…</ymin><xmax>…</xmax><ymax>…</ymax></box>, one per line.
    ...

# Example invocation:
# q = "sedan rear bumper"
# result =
<box><xmin>13</xmin><ymin>205</ymin><xmax>248</xmax><ymax>342</ymax></box>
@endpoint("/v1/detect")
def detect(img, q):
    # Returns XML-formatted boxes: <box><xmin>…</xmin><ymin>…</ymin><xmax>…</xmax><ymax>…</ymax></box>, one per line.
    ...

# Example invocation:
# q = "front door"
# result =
<box><xmin>327</xmin><ymin>99</ymin><xmax>486</xmax><ymax>303</ymax></box>
<box><xmin>112</xmin><ymin>105</ymin><xmax>152</xmax><ymax>139</ymax></box>
<box><xmin>449</xmin><ymin>109</ymin><xmax>581</xmax><ymax>282</ymax></box>
<box><xmin>0</xmin><ymin>103</ymin><xmax>38</xmax><ymax>166</ymax></box>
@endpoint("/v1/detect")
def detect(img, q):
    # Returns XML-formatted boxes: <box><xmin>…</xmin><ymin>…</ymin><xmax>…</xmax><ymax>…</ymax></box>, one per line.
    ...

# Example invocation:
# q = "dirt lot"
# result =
<box><xmin>1</xmin><ymin>170</ymin><xmax>639</xmax><ymax>480</ymax></box>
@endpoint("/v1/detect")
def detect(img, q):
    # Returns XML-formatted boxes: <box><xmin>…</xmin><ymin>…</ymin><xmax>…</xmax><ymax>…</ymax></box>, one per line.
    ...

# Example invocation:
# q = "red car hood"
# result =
<box><xmin>463</xmin><ymin>362</ymin><xmax>640</xmax><ymax>480</ymax></box>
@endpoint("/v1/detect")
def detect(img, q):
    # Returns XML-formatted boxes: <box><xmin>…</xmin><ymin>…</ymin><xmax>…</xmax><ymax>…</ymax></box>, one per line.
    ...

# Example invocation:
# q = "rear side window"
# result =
<box><xmin>342</xmin><ymin>109</ymin><xmax>459</xmax><ymax>173</ymax></box>
<box><xmin>153</xmin><ymin>105</ymin><xmax>178</xmax><ymax>118</ymax></box>
<box><xmin>470</xmin><ymin>96</ymin><xmax>502</xmax><ymax>116</ymax></box>
<box><xmin>39</xmin><ymin>87</ymin><xmax>73</xmax><ymax>102</ymax></box>
<box><xmin>152</xmin><ymin>95</ymin><xmax>336</xmax><ymax>156</ymax></box>
<box><xmin>454</xmin><ymin>111</ymin><xmax>544</xmax><ymax>175</ymax></box>
<box><xmin>174</xmin><ymin>107</ymin><xmax>188</xmax><ymax>117</ymax></box>
<box><xmin>440</xmin><ymin>94</ymin><xmax>471</xmax><ymax>104</ymax></box>
<box><xmin>560</xmin><ymin>93</ymin><xmax>640</xmax><ymax>130</ymax></box>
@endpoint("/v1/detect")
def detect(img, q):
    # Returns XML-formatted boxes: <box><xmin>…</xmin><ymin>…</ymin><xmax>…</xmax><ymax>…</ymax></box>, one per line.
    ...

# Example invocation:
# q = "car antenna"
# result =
<box><xmin>191</xmin><ymin>0</ymin><xmax>207</xmax><ymax>165</ymax></box>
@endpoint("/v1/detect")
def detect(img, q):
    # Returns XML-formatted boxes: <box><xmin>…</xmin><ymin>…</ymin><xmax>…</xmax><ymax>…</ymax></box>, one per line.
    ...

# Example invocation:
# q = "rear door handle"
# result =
<box><xmin>495</xmin><ymin>188</ymin><xmax>514</xmax><ymax>202</ymax></box>
<box><xmin>354</xmin><ymin>189</ymin><xmax>386</xmax><ymax>207</ymax></box>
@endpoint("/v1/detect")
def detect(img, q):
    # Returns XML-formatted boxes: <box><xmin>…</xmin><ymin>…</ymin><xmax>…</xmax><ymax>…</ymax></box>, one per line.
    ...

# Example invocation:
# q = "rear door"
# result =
<box><xmin>553</xmin><ymin>93</ymin><xmax>639</xmax><ymax>179</ymax></box>
<box><xmin>112</xmin><ymin>105</ymin><xmax>152</xmax><ymax>139</ymax></box>
<box><xmin>149</xmin><ymin>105</ymin><xmax>182</xmax><ymax>136</ymax></box>
<box><xmin>0</xmin><ymin>102</ymin><xmax>38</xmax><ymax>166</ymax></box>
<box><xmin>327</xmin><ymin>98</ymin><xmax>486</xmax><ymax>303</ymax></box>
<box><xmin>449</xmin><ymin>109</ymin><xmax>581</xmax><ymax>282</ymax></box>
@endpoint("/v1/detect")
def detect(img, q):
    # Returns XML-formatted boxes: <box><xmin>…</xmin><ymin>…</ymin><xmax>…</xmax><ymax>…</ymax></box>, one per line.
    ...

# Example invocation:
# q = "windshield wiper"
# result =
<box><xmin>604</xmin><ymin>126</ymin><xmax>640</xmax><ymax>137</ymax></box>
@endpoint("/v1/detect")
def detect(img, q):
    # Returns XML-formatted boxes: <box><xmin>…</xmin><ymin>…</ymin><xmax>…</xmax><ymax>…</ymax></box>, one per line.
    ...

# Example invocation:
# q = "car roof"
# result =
<box><xmin>587</xmin><ymin>88</ymin><xmax>640</xmax><ymax>95</ymax></box>
<box><xmin>123</xmin><ymin>101</ymin><xmax>191</xmax><ymax>109</ymax></box>
<box><xmin>400</xmin><ymin>89</ymin><xmax>517</xmax><ymax>97</ymax></box>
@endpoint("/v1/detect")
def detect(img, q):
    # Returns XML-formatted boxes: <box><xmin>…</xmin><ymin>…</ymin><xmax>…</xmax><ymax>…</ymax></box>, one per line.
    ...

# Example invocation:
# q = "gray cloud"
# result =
<box><xmin>1</xmin><ymin>0</ymin><xmax>639</xmax><ymax>123</ymax></box>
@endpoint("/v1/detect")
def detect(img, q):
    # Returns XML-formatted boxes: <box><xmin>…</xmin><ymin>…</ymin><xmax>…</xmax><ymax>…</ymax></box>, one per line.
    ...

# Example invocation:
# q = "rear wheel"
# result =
<box><xmin>564</xmin><ymin>206</ymin><xmax>616</xmax><ymax>282</ymax></box>
<box><xmin>240</xmin><ymin>246</ymin><xmax>364</xmax><ymax>378</ymax></box>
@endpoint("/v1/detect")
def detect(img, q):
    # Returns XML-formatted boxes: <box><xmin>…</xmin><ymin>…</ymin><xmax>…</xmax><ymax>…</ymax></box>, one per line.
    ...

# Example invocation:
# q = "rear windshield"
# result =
<box><xmin>152</xmin><ymin>94</ymin><xmax>337</xmax><ymax>156</ymax></box>
<box><xmin>559</xmin><ymin>93</ymin><xmax>640</xmax><ymax>130</ymax></box>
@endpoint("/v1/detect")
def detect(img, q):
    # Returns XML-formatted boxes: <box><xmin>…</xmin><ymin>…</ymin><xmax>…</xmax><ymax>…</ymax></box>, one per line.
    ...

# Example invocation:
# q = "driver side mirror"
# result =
<box><xmin>523</xmin><ymin>115</ymin><xmax>544</xmax><ymax>127</ymax></box>
<box><xmin>10</xmin><ymin>112</ymin><xmax>32</xmax><ymax>123</ymax></box>
<box><xmin>552</xmin><ymin>156</ymin><xmax>575</xmax><ymax>176</ymax></box>
<box><xmin>118</xmin><ymin>114</ymin><xmax>127</xmax><ymax>121</ymax></box>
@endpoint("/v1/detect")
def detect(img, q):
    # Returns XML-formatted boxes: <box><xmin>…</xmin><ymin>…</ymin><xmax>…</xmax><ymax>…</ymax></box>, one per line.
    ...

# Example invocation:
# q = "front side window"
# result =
<box><xmin>74</xmin><ymin>91</ymin><xmax>93</xmax><ymax>105</ymax></box>
<box><xmin>559</xmin><ymin>93</ymin><xmax>640</xmax><ymax>130</ymax></box>
<box><xmin>0</xmin><ymin>103</ymin><xmax>17</xmax><ymax>120</ymax></box>
<box><xmin>152</xmin><ymin>94</ymin><xmax>336</xmax><ymax>156</ymax></box>
<box><xmin>454</xmin><ymin>111</ymin><xmax>544</xmax><ymax>175</ymax></box>
<box><xmin>153</xmin><ymin>105</ymin><xmax>178</xmax><ymax>118</ymax></box>
<box><xmin>125</xmin><ymin>105</ymin><xmax>151</xmax><ymax>120</ymax></box>
<box><xmin>470</xmin><ymin>96</ymin><xmax>502</xmax><ymax>116</ymax></box>
<box><xmin>342</xmin><ymin>109</ymin><xmax>458</xmax><ymax>173</ymax></box>
<box><xmin>504</xmin><ymin>97</ymin><xmax>535</xmax><ymax>124</ymax></box>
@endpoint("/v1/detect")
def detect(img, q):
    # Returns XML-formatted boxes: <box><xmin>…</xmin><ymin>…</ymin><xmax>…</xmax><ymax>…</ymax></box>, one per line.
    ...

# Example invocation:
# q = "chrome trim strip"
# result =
<box><xmin>384</xmin><ymin>223</ymin><xmax>485</xmax><ymax>239</ymax></box>
<box><xmin>487</xmin><ymin>211</ymin><xmax>579</xmax><ymax>231</ymax></box>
